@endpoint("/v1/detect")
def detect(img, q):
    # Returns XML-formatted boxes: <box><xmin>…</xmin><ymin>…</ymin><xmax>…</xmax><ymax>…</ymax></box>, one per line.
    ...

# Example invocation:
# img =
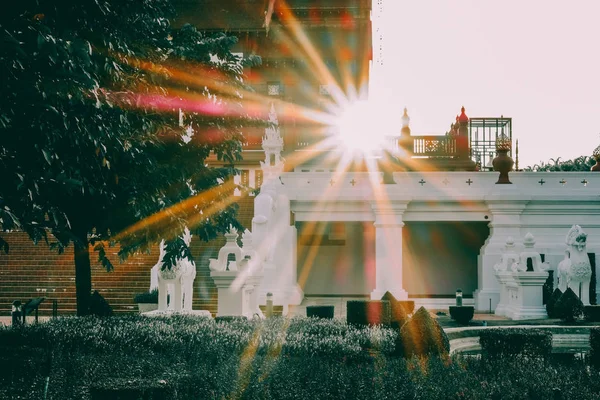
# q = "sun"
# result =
<box><xmin>332</xmin><ymin>100</ymin><xmax>388</xmax><ymax>157</ymax></box>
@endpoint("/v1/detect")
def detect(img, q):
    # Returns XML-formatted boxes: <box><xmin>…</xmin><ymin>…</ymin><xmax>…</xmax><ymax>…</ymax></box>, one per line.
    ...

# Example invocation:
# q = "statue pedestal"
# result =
<box><xmin>495</xmin><ymin>271</ymin><xmax>514</xmax><ymax>317</ymax></box>
<box><xmin>505</xmin><ymin>271</ymin><xmax>549</xmax><ymax>320</ymax></box>
<box><xmin>211</xmin><ymin>271</ymin><xmax>263</xmax><ymax>318</ymax></box>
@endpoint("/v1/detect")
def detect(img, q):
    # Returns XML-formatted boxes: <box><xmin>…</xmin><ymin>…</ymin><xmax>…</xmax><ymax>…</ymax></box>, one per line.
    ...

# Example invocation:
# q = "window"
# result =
<box><xmin>255</xmin><ymin>170</ymin><xmax>263</xmax><ymax>188</ymax></box>
<box><xmin>241</xmin><ymin>170</ymin><xmax>249</xmax><ymax>186</ymax></box>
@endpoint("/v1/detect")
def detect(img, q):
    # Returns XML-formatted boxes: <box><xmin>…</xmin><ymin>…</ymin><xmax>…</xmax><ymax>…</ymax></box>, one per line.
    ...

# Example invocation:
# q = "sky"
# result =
<box><xmin>371</xmin><ymin>0</ymin><xmax>600</xmax><ymax>168</ymax></box>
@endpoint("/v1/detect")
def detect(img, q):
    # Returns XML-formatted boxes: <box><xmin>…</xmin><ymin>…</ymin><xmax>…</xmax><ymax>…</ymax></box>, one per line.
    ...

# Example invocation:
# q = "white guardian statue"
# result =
<box><xmin>558</xmin><ymin>225</ymin><xmax>592</xmax><ymax>305</ymax></box>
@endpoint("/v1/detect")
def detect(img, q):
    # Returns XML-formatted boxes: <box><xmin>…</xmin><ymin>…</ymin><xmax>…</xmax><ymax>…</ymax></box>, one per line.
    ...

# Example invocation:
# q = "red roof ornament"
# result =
<box><xmin>458</xmin><ymin>106</ymin><xmax>469</xmax><ymax>123</ymax></box>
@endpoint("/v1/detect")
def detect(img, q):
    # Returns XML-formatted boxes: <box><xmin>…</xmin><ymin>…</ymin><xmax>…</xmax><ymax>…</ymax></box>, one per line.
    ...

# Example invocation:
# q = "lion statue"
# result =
<box><xmin>557</xmin><ymin>225</ymin><xmax>592</xmax><ymax>305</ymax></box>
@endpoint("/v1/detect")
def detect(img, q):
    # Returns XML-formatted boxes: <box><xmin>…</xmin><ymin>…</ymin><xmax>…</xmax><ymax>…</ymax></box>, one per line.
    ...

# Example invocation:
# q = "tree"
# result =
<box><xmin>0</xmin><ymin>0</ymin><xmax>262</xmax><ymax>315</ymax></box>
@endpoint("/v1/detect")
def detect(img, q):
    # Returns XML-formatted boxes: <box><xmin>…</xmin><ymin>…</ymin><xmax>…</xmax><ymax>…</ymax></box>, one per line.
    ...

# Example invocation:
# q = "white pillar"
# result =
<box><xmin>476</xmin><ymin>190</ymin><xmax>530</xmax><ymax>311</ymax></box>
<box><xmin>371</xmin><ymin>202</ymin><xmax>409</xmax><ymax>300</ymax></box>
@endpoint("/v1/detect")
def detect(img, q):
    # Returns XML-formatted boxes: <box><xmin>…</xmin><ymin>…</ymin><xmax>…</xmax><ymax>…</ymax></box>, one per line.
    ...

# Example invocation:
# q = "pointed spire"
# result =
<box><xmin>458</xmin><ymin>106</ymin><xmax>469</xmax><ymax>123</ymax></box>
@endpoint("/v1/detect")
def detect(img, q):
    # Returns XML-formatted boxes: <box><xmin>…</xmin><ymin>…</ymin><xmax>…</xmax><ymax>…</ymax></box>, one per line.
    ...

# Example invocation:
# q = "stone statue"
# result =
<box><xmin>154</xmin><ymin>228</ymin><xmax>197</xmax><ymax>312</ymax></box>
<box><xmin>558</xmin><ymin>225</ymin><xmax>592</xmax><ymax>305</ymax></box>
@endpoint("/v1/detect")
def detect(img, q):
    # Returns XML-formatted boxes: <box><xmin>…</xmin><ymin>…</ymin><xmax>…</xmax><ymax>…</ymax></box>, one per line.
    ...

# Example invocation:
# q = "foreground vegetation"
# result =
<box><xmin>2</xmin><ymin>316</ymin><xmax>600</xmax><ymax>399</ymax></box>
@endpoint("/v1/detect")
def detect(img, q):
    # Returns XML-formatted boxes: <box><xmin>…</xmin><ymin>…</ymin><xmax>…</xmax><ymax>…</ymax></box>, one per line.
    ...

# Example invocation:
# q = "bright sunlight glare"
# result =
<box><xmin>332</xmin><ymin>100</ymin><xmax>388</xmax><ymax>157</ymax></box>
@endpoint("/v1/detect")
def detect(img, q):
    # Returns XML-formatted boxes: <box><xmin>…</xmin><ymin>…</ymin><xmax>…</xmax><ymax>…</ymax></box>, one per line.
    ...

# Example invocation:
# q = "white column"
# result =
<box><xmin>476</xmin><ymin>189</ymin><xmax>530</xmax><ymax>311</ymax></box>
<box><xmin>371</xmin><ymin>202</ymin><xmax>409</xmax><ymax>300</ymax></box>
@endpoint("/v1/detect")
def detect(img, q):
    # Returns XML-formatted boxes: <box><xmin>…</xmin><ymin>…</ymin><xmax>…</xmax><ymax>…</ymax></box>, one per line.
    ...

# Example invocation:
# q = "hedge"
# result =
<box><xmin>346</xmin><ymin>300</ymin><xmax>391</xmax><ymax>327</ymax></box>
<box><xmin>479</xmin><ymin>328</ymin><xmax>552</xmax><ymax>360</ymax></box>
<box><xmin>306</xmin><ymin>305</ymin><xmax>335</xmax><ymax>319</ymax></box>
<box><xmin>398</xmin><ymin>307</ymin><xmax>449</xmax><ymax>358</ymax></box>
<box><xmin>3</xmin><ymin>317</ymin><xmax>600</xmax><ymax>399</ymax></box>
<box><xmin>555</xmin><ymin>287</ymin><xmax>584</xmax><ymax>322</ymax></box>
<box><xmin>546</xmin><ymin>288</ymin><xmax>563</xmax><ymax>318</ymax></box>
<box><xmin>590</xmin><ymin>327</ymin><xmax>600</xmax><ymax>368</ymax></box>
<box><xmin>585</xmin><ymin>306</ymin><xmax>600</xmax><ymax>322</ymax></box>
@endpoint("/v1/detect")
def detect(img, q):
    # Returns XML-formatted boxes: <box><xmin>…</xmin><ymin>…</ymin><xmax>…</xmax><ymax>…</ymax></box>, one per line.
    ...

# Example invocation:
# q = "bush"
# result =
<box><xmin>89</xmin><ymin>291</ymin><xmax>113</xmax><ymax>317</ymax></box>
<box><xmin>399</xmin><ymin>307</ymin><xmax>449</xmax><ymax>358</ymax></box>
<box><xmin>479</xmin><ymin>328</ymin><xmax>552</xmax><ymax>360</ymax></box>
<box><xmin>546</xmin><ymin>288</ymin><xmax>563</xmax><ymax>318</ymax></box>
<box><xmin>589</xmin><ymin>327</ymin><xmax>600</xmax><ymax>368</ymax></box>
<box><xmin>214</xmin><ymin>316</ymin><xmax>248</xmax><ymax>323</ymax></box>
<box><xmin>346</xmin><ymin>300</ymin><xmax>391</xmax><ymax>327</ymax></box>
<box><xmin>585</xmin><ymin>306</ymin><xmax>600</xmax><ymax>322</ymax></box>
<box><xmin>306</xmin><ymin>305</ymin><xmax>335</xmax><ymax>319</ymax></box>
<box><xmin>381</xmin><ymin>291</ymin><xmax>408</xmax><ymax>328</ymax></box>
<box><xmin>134</xmin><ymin>288</ymin><xmax>159</xmax><ymax>304</ymax></box>
<box><xmin>397</xmin><ymin>301</ymin><xmax>415</xmax><ymax>315</ymax></box>
<box><xmin>555</xmin><ymin>287</ymin><xmax>584</xmax><ymax>322</ymax></box>
<box><xmin>449</xmin><ymin>306</ymin><xmax>474</xmax><ymax>325</ymax></box>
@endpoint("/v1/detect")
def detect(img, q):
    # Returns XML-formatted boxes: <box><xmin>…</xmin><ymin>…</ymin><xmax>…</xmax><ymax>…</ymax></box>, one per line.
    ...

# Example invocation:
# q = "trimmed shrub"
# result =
<box><xmin>589</xmin><ymin>327</ymin><xmax>600</xmax><ymax>368</ymax></box>
<box><xmin>89</xmin><ymin>291</ymin><xmax>113</xmax><ymax>317</ymax></box>
<box><xmin>134</xmin><ymin>288</ymin><xmax>159</xmax><ymax>304</ymax></box>
<box><xmin>449</xmin><ymin>306</ymin><xmax>474</xmax><ymax>325</ymax></box>
<box><xmin>381</xmin><ymin>291</ymin><xmax>408</xmax><ymax>328</ymax></box>
<box><xmin>546</xmin><ymin>288</ymin><xmax>563</xmax><ymax>318</ymax></box>
<box><xmin>399</xmin><ymin>307</ymin><xmax>449</xmax><ymax>358</ymax></box>
<box><xmin>397</xmin><ymin>301</ymin><xmax>415</xmax><ymax>315</ymax></box>
<box><xmin>585</xmin><ymin>306</ymin><xmax>600</xmax><ymax>322</ymax></box>
<box><xmin>479</xmin><ymin>328</ymin><xmax>552</xmax><ymax>360</ymax></box>
<box><xmin>346</xmin><ymin>300</ymin><xmax>391</xmax><ymax>327</ymax></box>
<box><xmin>555</xmin><ymin>287</ymin><xmax>584</xmax><ymax>322</ymax></box>
<box><xmin>306</xmin><ymin>305</ymin><xmax>335</xmax><ymax>319</ymax></box>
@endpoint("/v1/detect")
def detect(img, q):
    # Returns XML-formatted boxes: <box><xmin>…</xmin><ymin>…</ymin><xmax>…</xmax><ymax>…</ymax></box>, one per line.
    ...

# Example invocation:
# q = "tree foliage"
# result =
<box><xmin>524</xmin><ymin>155</ymin><xmax>595</xmax><ymax>172</ymax></box>
<box><xmin>0</xmin><ymin>0</ymin><xmax>262</xmax><ymax>314</ymax></box>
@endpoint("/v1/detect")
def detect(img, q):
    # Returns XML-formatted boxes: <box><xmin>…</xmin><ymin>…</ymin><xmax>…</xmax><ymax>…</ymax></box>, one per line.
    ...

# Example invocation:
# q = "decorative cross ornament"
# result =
<box><xmin>538</xmin><ymin>179</ymin><xmax>546</xmax><ymax>186</ymax></box>
<box><xmin>350</xmin><ymin>179</ymin><xmax>357</xmax><ymax>186</ymax></box>
<box><xmin>442</xmin><ymin>178</ymin><xmax>449</xmax><ymax>185</ymax></box>
<box><xmin>559</xmin><ymin>179</ymin><xmax>567</xmax><ymax>186</ymax></box>
<box><xmin>329</xmin><ymin>179</ymin><xmax>335</xmax><ymax>186</ymax></box>
<box><xmin>581</xmin><ymin>179</ymin><xmax>588</xmax><ymax>186</ymax></box>
<box><xmin>418</xmin><ymin>179</ymin><xmax>426</xmax><ymax>186</ymax></box>
<box><xmin>465</xmin><ymin>179</ymin><xmax>473</xmax><ymax>186</ymax></box>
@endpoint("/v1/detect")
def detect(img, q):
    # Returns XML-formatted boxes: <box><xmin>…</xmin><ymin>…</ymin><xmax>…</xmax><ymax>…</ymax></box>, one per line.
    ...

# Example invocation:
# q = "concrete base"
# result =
<box><xmin>473</xmin><ymin>288</ymin><xmax>500</xmax><ymax>312</ymax></box>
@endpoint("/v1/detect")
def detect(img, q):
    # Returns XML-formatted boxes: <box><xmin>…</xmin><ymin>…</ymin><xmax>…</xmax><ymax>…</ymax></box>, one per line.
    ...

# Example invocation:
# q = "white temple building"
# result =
<box><xmin>221</xmin><ymin>104</ymin><xmax>600</xmax><ymax>314</ymax></box>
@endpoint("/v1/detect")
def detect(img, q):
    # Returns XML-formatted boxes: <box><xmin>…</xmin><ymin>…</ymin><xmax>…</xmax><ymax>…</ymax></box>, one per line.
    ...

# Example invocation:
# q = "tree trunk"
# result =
<box><xmin>73</xmin><ymin>229</ymin><xmax>92</xmax><ymax>316</ymax></box>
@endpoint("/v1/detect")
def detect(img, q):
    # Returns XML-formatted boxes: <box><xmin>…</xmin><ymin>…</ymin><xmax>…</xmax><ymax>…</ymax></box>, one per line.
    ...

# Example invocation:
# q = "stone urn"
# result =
<box><xmin>492</xmin><ymin>134</ymin><xmax>514</xmax><ymax>184</ymax></box>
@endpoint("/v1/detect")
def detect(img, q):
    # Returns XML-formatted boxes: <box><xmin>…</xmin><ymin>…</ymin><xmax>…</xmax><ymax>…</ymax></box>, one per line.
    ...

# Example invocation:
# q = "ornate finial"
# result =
<box><xmin>523</xmin><ymin>232</ymin><xmax>536</xmax><ymax>248</ymax></box>
<box><xmin>401</xmin><ymin>107</ymin><xmax>411</xmax><ymax>136</ymax></box>
<box><xmin>458</xmin><ymin>106</ymin><xmax>469</xmax><ymax>123</ymax></box>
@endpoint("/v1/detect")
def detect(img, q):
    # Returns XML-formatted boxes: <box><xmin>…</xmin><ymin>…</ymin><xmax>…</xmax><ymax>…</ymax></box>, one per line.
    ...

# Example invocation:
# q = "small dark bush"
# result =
<box><xmin>479</xmin><ymin>328</ymin><xmax>552</xmax><ymax>360</ymax></box>
<box><xmin>546</xmin><ymin>288</ymin><xmax>563</xmax><ymax>318</ymax></box>
<box><xmin>585</xmin><ymin>306</ymin><xmax>600</xmax><ymax>322</ymax></box>
<box><xmin>449</xmin><ymin>306</ymin><xmax>474</xmax><ymax>325</ymax></box>
<box><xmin>381</xmin><ymin>291</ymin><xmax>408</xmax><ymax>328</ymax></box>
<box><xmin>134</xmin><ymin>288</ymin><xmax>159</xmax><ymax>304</ymax></box>
<box><xmin>306</xmin><ymin>305</ymin><xmax>334</xmax><ymax>319</ymax></box>
<box><xmin>346</xmin><ymin>300</ymin><xmax>391</xmax><ymax>327</ymax></box>
<box><xmin>555</xmin><ymin>287</ymin><xmax>584</xmax><ymax>322</ymax></box>
<box><xmin>589</xmin><ymin>327</ymin><xmax>600</xmax><ymax>368</ymax></box>
<box><xmin>89</xmin><ymin>291</ymin><xmax>113</xmax><ymax>317</ymax></box>
<box><xmin>399</xmin><ymin>307</ymin><xmax>449</xmax><ymax>358</ymax></box>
